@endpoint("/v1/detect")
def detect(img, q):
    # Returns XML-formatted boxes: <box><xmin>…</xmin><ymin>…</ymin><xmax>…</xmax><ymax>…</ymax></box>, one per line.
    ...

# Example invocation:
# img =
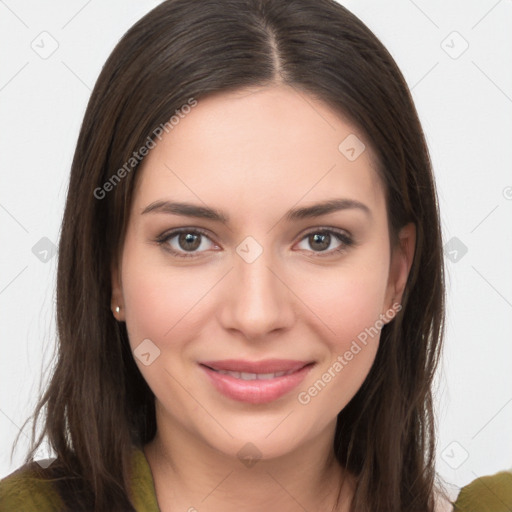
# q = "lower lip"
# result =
<box><xmin>200</xmin><ymin>363</ymin><xmax>314</xmax><ymax>404</ymax></box>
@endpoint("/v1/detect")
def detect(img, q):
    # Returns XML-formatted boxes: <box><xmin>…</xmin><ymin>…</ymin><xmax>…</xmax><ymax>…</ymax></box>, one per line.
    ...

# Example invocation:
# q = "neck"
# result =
<box><xmin>144</xmin><ymin>405</ymin><xmax>354</xmax><ymax>512</ymax></box>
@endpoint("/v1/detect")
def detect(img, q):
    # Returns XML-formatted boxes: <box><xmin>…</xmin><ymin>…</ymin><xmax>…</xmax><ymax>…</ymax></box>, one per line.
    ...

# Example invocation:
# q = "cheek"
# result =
<box><xmin>120</xmin><ymin>231</ymin><xmax>213</xmax><ymax>351</ymax></box>
<box><xmin>295</xmin><ymin>303</ymin><xmax>382</xmax><ymax>419</ymax></box>
<box><xmin>295</xmin><ymin>258</ymin><xmax>389</xmax><ymax>345</ymax></box>
<box><xmin>292</xmin><ymin>259</ymin><xmax>388</xmax><ymax>412</ymax></box>
<box><xmin>123</xmin><ymin>269</ymin><xmax>201</xmax><ymax>345</ymax></box>
<box><xmin>120</xmin><ymin>251</ymin><xmax>213</xmax><ymax>417</ymax></box>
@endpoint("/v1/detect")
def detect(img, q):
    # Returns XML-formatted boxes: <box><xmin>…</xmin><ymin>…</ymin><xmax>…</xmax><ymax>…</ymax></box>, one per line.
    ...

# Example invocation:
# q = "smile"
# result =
<box><xmin>199</xmin><ymin>359</ymin><xmax>315</xmax><ymax>404</ymax></box>
<box><xmin>208</xmin><ymin>368</ymin><xmax>298</xmax><ymax>380</ymax></box>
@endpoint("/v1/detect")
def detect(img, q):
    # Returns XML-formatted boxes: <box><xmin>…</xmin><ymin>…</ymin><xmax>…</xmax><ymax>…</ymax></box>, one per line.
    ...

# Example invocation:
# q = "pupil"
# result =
<box><xmin>311</xmin><ymin>233</ymin><xmax>329</xmax><ymax>251</ymax></box>
<box><xmin>179</xmin><ymin>233</ymin><xmax>200</xmax><ymax>251</ymax></box>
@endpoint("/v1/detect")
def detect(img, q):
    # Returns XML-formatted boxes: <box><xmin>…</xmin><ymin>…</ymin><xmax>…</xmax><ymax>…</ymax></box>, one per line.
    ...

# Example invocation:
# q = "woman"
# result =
<box><xmin>1</xmin><ymin>0</ymin><xmax>511</xmax><ymax>511</ymax></box>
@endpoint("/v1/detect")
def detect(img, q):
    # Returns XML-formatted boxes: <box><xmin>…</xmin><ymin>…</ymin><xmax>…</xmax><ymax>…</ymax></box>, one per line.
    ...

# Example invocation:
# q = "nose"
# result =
<box><xmin>217</xmin><ymin>245</ymin><xmax>295</xmax><ymax>341</ymax></box>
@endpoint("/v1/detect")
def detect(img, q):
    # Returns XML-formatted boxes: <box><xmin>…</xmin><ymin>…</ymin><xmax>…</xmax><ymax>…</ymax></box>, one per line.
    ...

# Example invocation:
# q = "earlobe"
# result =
<box><xmin>110</xmin><ymin>262</ymin><xmax>125</xmax><ymax>321</ymax></box>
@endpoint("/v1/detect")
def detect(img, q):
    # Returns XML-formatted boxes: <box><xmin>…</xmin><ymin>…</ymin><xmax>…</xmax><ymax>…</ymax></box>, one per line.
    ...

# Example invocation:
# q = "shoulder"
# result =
<box><xmin>0</xmin><ymin>446</ymin><xmax>157</xmax><ymax>512</ymax></box>
<box><xmin>453</xmin><ymin>469</ymin><xmax>512</xmax><ymax>511</ymax></box>
<box><xmin>0</xmin><ymin>460</ymin><xmax>64</xmax><ymax>512</ymax></box>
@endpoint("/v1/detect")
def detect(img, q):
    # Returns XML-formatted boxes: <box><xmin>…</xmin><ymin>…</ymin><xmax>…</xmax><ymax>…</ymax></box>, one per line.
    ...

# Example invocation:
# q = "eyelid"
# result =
<box><xmin>155</xmin><ymin>225</ymin><xmax>354</xmax><ymax>258</ymax></box>
<box><xmin>295</xmin><ymin>226</ymin><xmax>354</xmax><ymax>257</ymax></box>
<box><xmin>155</xmin><ymin>227</ymin><xmax>219</xmax><ymax>259</ymax></box>
<box><xmin>299</xmin><ymin>225</ymin><xmax>352</xmax><ymax>238</ymax></box>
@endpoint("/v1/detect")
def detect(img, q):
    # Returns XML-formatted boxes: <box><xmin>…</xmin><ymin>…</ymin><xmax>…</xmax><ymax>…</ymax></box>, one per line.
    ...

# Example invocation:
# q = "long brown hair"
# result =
<box><xmin>13</xmin><ymin>0</ymin><xmax>446</xmax><ymax>510</ymax></box>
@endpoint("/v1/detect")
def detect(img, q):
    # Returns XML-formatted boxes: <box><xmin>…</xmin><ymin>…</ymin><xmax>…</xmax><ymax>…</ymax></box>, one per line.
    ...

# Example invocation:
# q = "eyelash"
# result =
<box><xmin>155</xmin><ymin>227</ymin><xmax>354</xmax><ymax>259</ymax></box>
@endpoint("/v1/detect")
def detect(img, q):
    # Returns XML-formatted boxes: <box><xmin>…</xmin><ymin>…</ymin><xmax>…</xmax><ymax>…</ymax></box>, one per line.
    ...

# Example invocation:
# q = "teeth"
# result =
<box><xmin>214</xmin><ymin>369</ymin><xmax>294</xmax><ymax>380</ymax></box>
<box><xmin>258</xmin><ymin>372</ymin><xmax>280</xmax><ymax>380</ymax></box>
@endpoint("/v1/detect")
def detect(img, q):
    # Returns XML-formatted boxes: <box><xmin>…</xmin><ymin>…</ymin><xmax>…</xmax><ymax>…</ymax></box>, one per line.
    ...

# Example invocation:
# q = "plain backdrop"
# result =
<box><xmin>1</xmin><ymin>0</ymin><xmax>511</xmax><ymax>500</ymax></box>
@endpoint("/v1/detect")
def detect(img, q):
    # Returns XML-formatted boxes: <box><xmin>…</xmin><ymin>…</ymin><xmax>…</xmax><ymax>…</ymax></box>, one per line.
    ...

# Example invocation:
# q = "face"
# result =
<box><xmin>111</xmin><ymin>84</ymin><xmax>414</xmax><ymax>461</ymax></box>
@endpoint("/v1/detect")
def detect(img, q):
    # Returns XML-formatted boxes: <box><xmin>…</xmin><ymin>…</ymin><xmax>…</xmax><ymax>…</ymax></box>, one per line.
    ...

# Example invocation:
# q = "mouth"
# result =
<box><xmin>199</xmin><ymin>359</ymin><xmax>315</xmax><ymax>404</ymax></box>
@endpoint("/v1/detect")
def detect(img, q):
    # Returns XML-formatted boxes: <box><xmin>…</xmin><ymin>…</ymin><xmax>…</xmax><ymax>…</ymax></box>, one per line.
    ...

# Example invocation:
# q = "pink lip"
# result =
<box><xmin>199</xmin><ymin>359</ymin><xmax>315</xmax><ymax>404</ymax></box>
<box><xmin>200</xmin><ymin>359</ymin><xmax>311</xmax><ymax>373</ymax></box>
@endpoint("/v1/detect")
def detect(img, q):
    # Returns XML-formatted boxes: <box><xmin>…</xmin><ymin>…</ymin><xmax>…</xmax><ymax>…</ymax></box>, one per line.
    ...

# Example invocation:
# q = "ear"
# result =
<box><xmin>111</xmin><ymin>260</ymin><xmax>125</xmax><ymax>322</ymax></box>
<box><xmin>383</xmin><ymin>222</ymin><xmax>416</xmax><ymax>316</ymax></box>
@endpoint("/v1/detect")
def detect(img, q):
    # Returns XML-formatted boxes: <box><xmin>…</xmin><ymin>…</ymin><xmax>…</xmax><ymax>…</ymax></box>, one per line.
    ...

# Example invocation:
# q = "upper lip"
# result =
<box><xmin>200</xmin><ymin>359</ymin><xmax>314</xmax><ymax>374</ymax></box>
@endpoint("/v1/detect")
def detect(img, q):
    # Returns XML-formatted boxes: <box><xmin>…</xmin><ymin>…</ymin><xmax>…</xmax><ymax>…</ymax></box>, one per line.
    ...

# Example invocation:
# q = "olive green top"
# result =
<box><xmin>1</xmin><ymin>446</ymin><xmax>511</xmax><ymax>511</ymax></box>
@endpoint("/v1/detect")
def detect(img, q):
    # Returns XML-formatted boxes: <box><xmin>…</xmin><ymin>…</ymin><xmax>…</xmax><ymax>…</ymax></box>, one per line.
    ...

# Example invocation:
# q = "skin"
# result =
<box><xmin>111</xmin><ymin>84</ymin><xmax>415</xmax><ymax>511</ymax></box>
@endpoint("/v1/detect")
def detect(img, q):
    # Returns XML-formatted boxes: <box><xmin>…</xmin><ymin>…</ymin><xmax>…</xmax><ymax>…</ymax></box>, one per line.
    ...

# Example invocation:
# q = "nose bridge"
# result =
<box><xmin>219</xmin><ymin>236</ymin><xmax>293</xmax><ymax>338</ymax></box>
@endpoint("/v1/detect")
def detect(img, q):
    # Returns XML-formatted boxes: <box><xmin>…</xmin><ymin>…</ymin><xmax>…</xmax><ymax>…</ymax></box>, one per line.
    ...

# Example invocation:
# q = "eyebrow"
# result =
<box><xmin>141</xmin><ymin>198</ymin><xmax>371</xmax><ymax>223</ymax></box>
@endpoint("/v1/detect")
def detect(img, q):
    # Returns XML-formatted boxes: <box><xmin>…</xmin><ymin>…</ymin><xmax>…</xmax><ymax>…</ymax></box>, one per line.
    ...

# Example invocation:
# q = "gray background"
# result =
<box><xmin>1</xmin><ymin>0</ymin><xmax>511</xmax><ymax>500</ymax></box>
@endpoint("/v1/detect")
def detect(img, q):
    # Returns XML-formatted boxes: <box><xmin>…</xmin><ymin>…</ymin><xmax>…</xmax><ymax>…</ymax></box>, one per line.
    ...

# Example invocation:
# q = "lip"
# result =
<box><xmin>199</xmin><ymin>359</ymin><xmax>315</xmax><ymax>404</ymax></box>
<box><xmin>200</xmin><ymin>358</ymin><xmax>312</xmax><ymax>374</ymax></box>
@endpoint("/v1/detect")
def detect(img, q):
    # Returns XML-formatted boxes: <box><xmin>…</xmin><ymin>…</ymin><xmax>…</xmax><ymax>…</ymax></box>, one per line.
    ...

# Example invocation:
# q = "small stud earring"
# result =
<box><xmin>115</xmin><ymin>306</ymin><xmax>121</xmax><ymax>314</ymax></box>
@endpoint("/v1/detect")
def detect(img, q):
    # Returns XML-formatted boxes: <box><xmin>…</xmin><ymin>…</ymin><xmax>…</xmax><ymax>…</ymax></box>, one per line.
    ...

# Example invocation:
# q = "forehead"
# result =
<box><xmin>133</xmin><ymin>85</ymin><xmax>385</xmax><ymax>221</ymax></box>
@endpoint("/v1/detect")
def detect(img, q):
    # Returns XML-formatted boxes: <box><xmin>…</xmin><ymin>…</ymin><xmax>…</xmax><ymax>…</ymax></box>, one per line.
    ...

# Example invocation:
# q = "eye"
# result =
<box><xmin>156</xmin><ymin>227</ymin><xmax>354</xmax><ymax>259</ymax></box>
<box><xmin>296</xmin><ymin>228</ymin><xmax>354</xmax><ymax>257</ymax></box>
<box><xmin>156</xmin><ymin>228</ymin><xmax>217</xmax><ymax>258</ymax></box>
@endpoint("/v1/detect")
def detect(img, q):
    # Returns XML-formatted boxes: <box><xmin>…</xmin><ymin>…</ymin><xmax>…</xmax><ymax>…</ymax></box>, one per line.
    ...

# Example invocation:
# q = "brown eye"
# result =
<box><xmin>296</xmin><ymin>229</ymin><xmax>354</xmax><ymax>256</ymax></box>
<box><xmin>156</xmin><ymin>229</ymin><xmax>216</xmax><ymax>258</ymax></box>
<box><xmin>308</xmin><ymin>233</ymin><xmax>331</xmax><ymax>251</ymax></box>
<box><xmin>177</xmin><ymin>232</ymin><xmax>202</xmax><ymax>251</ymax></box>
